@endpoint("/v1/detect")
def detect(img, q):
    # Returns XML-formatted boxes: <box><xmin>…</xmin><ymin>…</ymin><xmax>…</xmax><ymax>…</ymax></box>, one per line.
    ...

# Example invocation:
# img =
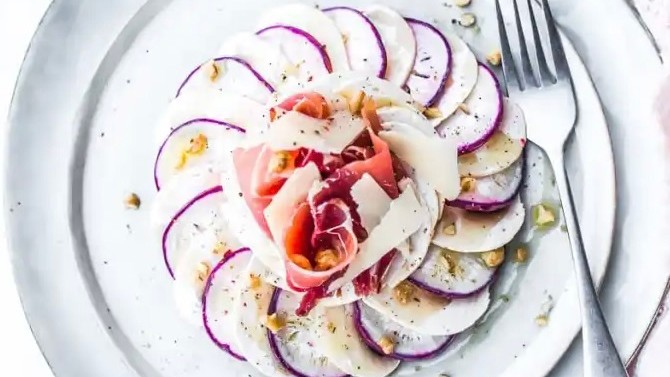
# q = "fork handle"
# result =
<box><xmin>548</xmin><ymin>152</ymin><xmax>628</xmax><ymax>377</ymax></box>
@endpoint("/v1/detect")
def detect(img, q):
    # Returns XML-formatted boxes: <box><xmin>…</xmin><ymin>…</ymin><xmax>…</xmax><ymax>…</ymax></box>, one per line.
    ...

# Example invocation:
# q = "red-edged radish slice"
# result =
<box><xmin>323</xmin><ymin>7</ymin><xmax>387</xmax><ymax>78</ymax></box>
<box><xmin>438</xmin><ymin>64</ymin><xmax>503</xmax><ymax>155</ymax></box>
<box><xmin>176</xmin><ymin>56</ymin><xmax>274</xmax><ymax>103</ymax></box>
<box><xmin>430</xmin><ymin>34</ymin><xmax>479</xmax><ymax>123</ymax></box>
<box><xmin>161</xmin><ymin>186</ymin><xmax>225</xmax><ymax>278</ymax></box>
<box><xmin>315</xmin><ymin>305</ymin><xmax>401</xmax><ymax>377</ymax></box>
<box><xmin>256</xmin><ymin>4</ymin><xmax>350</xmax><ymax>73</ymax></box>
<box><xmin>153</xmin><ymin>118</ymin><xmax>244</xmax><ymax>190</ymax></box>
<box><xmin>363</xmin><ymin>5</ymin><xmax>417</xmax><ymax>86</ymax></box>
<box><xmin>405</xmin><ymin>18</ymin><xmax>452</xmax><ymax>107</ymax></box>
<box><xmin>408</xmin><ymin>245</ymin><xmax>498</xmax><ymax>299</ymax></box>
<box><xmin>267</xmin><ymin>289</ymin><xmax>348</xmax><ymax>377</ymax></box>
<box><xmin>256</xmin><ymin>25</ymin><xmax>332</xmax><ymax>91</ymax></box>
<box><xmin>353</xmin><ymin>301</ymin><xmax>454</xmax><ymax>361</ymax></box>
<box><xmin>458</xmin><ymin>99</ymin><xmax>528</xmax><ymax>177</ymax></box>
<box><xmin>202</xmin><ymin>247</ymin><xmax>252</xmax><ymax>360</ymax></box>
<box><xmin>448</xmin><ymin>157</ymin><xmax>524</xmax><ymax>212</ymax></box>
<box><xmin>364</xmin><ymin>283</ymin><xmax>491</xmax><ymax>336</ymax></box>
<box><xmin>432</xmin><ymin>196</ymin><xmax>525</xmax><ymax>253</ymax></box>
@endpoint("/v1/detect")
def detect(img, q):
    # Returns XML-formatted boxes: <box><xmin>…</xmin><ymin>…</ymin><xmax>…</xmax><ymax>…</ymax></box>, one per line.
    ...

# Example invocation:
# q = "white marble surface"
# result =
<box><xmin>0</xmin><ymin>1</ymin><xmax>667</xmax><ymax>376</ymax></box>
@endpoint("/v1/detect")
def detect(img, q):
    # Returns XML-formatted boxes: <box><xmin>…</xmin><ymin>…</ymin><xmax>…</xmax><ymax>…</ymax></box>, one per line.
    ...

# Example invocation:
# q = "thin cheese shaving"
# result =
<box><xmin>350</xmin><ymin>173</ymin><xmax>393</xmax><ymax>232</ymax></box>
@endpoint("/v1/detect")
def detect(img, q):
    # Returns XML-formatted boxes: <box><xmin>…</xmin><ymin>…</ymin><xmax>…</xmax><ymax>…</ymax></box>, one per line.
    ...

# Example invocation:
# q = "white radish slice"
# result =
<box><xmin>408</xmin><ymin>245</ymin><xmax>497</xmax><ymax>298</ymax></box>
<box><xmin>248</xmin><ymin>256</ymin><xmax>292</xmax><ymax>291</ymax></box>
<box><xmin>233</xmin><ymin>274</ymin><xmax>293</xmax><ymax>377</ymax></box>
<box><xmin>432</xmin><ymin>196</ymin><xmax>526</xmax><ymax>253</ymax></box>
<box><xmin>323</xmin><ymin>6</ymin><xmax>387</xmax><ymax>78</ymax></box>
<box><xmin>267</xmin><ymin>289</ymin><xmax>347</xmax><ymax>377</ymax></box>
<box><xmin>437</xmin><ymin>64</ymin><xmax>503</xmax><ymax>155</ymax></box>
<box><xmin>448</xmin><ymin>157</ymin><xmax>524</xmax><ymax>212</ymax></box>
<box><xmin>153</xmin><ymin>119</ymin><xmax>244</xmax><ymax>190</ymax></box>
<box><xmin>161</xmin><ymin>186</ymin><xmax>225</xmax><ymax>278</ymax></box>
<box><xmin>364</xmin><ymin>5</ymin><xmax>417</xmax><ymax>86</ymax></box>
<box><xmin>405</xmin><ymin>18</ymin><xmax>452</xmax><ymax>107</ymax></box>
<box><xmin>202</xmin><ymin>248</ymin><xmax>252</xmax><ymax>360</ymax></box>
<box><xmin>430</xmin><ymin>34</ymin><xmax>478</xmax><ymax>123</ymax></box>
<box><xmin>256</xmin><ymin>4</ymin><xmax>350</xmax><ymax>73</ymax></box>
<box><xmin>176</xmin><ymin>56</ymin><xmax>274</xmax><ymax>103</ymax></box>
<box><xmin>315</xmin><ymin>305</ymin><xmax>400</xmax><ymax>377</ymax></box>
<box><xmin>353</xmin><ymin>301</ymin><xmax>454</xmax><ymax>361</ymax></box>
<box><xmin>458</xmin><ymin>99</ymin><xmax>528</xmax><ymax>177</ymax></box>
<box><xmin>363</xmin><ymin>284</ymin><xmax>491</xmax><ymax>336</ymax></box>
<box><xmin>256</xmin><ymin>25</ymin><xmax>332</xmax><ymax>92</ymax></box>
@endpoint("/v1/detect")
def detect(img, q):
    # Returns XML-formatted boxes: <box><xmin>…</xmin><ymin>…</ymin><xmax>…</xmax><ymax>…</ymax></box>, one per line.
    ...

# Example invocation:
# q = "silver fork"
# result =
<box><xmin>494</xmin><ymin>0</ymin><xmax>628</xmax><ymax>376</ymax></box>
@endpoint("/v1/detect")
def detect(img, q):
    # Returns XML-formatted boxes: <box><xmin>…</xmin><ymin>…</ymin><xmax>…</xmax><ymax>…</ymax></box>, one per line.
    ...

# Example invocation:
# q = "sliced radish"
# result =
<box><xmin>408</xmin><ymin>245</ymin><xmax>497</xmax><ymax>298</ymax></box>
<box><xmin>267</xmin><ymin>289</ymin><xmax>347</xmax><ymax>377</ymax></box>
<box><xmin>256</xmin><ymin>25</ymin><xmax>332</xmax><ymax>92</ymax></box>
<box><xmin>323</xmin><ymin>6</ymin><xmax>387</xmax><ymax>78</ymax></box>
<box><xmin>458</xmin><ymin>98</ymin><xmax>528</xmax><ymax>177</ymax></box>
<box><xmin>364</xmin><ymin>5</ymin><xmax>416</xmax><ymax>86</ymax></box>
<box><xmin>448</xmin><ymin>157</ymin><xmax>524</xmax><ymax>212</ymax></box>
<box><xmin>153</xmin><ymin>118</ymin><xmax>244</xmax><ymax>190</ymax></box>
<box><xmin>315</xmin><ymin>305</ymin><xmax>400</xmax><ymax>376</ymax></box>
<box><xmin>430</xmin><ymin>34</ymin><xmax>478</xmax><ymax>123</ymax></box>
<box><xmin>432</xmin><ymin>196</ymin><xmax>525</xmax><ymax>253</ymax></box>
<box><xmin>438</xmin><ymin>64</ymin><xmax>503</xmax><ymax>155</ymax></box>
<box><xmin>256</xmin><ymin>4</ymin><xmax>350</xmax><ymax>72</ymax></box>
<box><xmin>364</xmin><ymin>284</ymin><xmax>490</xmax><ymax>336</ymax></box>
<box><xmin>353</xmin><ymin>301</ymin><xmax>454</xmax><ymax>361</ymax></box>
<box><xmin>405</xmin><ymin>18</ymin><xmax>452</xmax><ymax>107</ymax></box>
<box><xmin>202</xmin><ymin>248</ymin><xmax>252</xmax><ymax>360</ymax></box>
<box><xmin>161</xmin><ymin>186</ymin><xmax>225</xmax><ymax>278</ymax></box>
<box><xmin>176</xmin><ymin>56</ymin><xmax>274</xmax><ymax>103</ymax></box>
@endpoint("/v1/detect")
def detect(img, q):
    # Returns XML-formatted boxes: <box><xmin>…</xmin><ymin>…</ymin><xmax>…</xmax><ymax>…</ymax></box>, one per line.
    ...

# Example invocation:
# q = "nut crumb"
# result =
<box><xmin>249</xmin><ymin>274</ymin><xmax>261</xmax><ymax>290</ymax></box>
<box><xmin>423</xmin><ymin>107</ymin><xmax>443</xmax><ymax>119</ymax></box>
<box><xmin>515</xmin><ymin>247</ymin><xmax>528</xmax><ymax>263</ymax></box>
<box><xmin>377</xmin><ymin>335</ymin><xmax>395</xmax><ymax>355</ymax></box>
<box><xmin>481</xmin><ymin>248</ymin><xmax>505</xmax><ymax>268</ymax></box>
<box><xmin>454</xmin><ymin>0</ymin><xmax>471</xmax><ymax>6</ymax></box>
<box><xmin>327</xmin><ymin>321</ymin><xmax>337</xmax><ymax>333</ymax></box>
<box><xmin>203</xmin><ymin>60</ymin><xmax>220</xmax><ymax>82</ymax></box>
<box><xmin>195</xmin><ymin>261</ymin><xmax>211</xmax><ymax>283</ymax></box>
<box><xmin>535</xmin><ymin>314</ymin><xmax>549</xmax><ymax>327</ymax></box>
<box><xmin>124</xmin><ymin>193</ymin><xmax>141</xmax><ymax>209</ymax></box>
<box><xmin>269</xmin><ymin>151</ymin><xmax>294</xmax><ymax>173</ymax></box>
<box><xmin>532</xmin><ymin>203</ymin><xmax>556</xmax><ymax>227</ymax></box>
<box><xmin>212</xmin><ymin>241</ymin><xmax>228</xmax><ymax>255</ymax></box>
<box><xmin>442</xmin><ymin>223</ymin><xmax>457</xmax><ymax>236</ymax></box>
<box><xmin>459</xmin><ymin>12</ymin><xmax>477</xmax><ymax>27</ymax></box>
<box><xmin>487</xmin><ymin>50</ymin><xmax>502</xmax><ymax>66</ymax></box>
<box><xmin>265</xmin><ymin>313</ymin><xmax>286</xmax><ymax>333</ymax></box>
<box><xmin>393</xmin><ymin>281</ymin><xmax>415</xmax><ymax>305</ymax></box>
<box><xmin>460</xmin><ymin>177</ymin><xmax>476</xmax><ymax>192</ymax></box>
<box><xmin>348</xmin><ymin>90</ymin><xmax>366</xmax><ymax>115</ymax></box>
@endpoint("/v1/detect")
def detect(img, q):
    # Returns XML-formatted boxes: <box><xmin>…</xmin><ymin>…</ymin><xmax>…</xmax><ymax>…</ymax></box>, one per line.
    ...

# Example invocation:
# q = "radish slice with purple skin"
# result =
<box><xmin>176</xmin><ymin>56</ymin><xmax>274</xmax><ymax>102</ymax></box>
<box><xmin>353</xmin><ymin>301</ymin><xmax>454</xmax><ymax>361</ymax></box>
<box><xmin>161</xmin><ymin>186</ymin><xmax>225</xmax><ymax>278</ymax></box>
<box><xmin>432</xmin><ymin>196</ymin><xmax>525</xmax><ymax>253</ymax></box>
<box><xmin>458</xmin><ymin>99</ymin><xmax>528</xmax><ymax>177</ymax></box>
<box><xmin>256</xmin><ymin>25</ymin><xmax>332</xmax><ymax>92</ymax></box>
<box><xmin>405</xmin><ymin>18</ymin><xmax>452</xmax><ymax>107</ymax></box>
<box><xmin>202</xmin><ymin>247</ymin><xmax>252</xmax><ymax>360</ymax></box>
<box><xmin>267</xmin><ymin>288</ymin><xmax>348</xmax><ymax>377</ymax></box>
<box><xmin>364</xmin><ymin>5</ymin><xmax>416</xmax><ymax>86</ymax></box>
<box><xmin>408</xmin><ymin>245</ymin><xmax>498</xmax><ymax>299</ymax></box>
<box><xmin>437</xmin><ymin>63</ymin><xmax>503</xmax><ymax>155</ymax></box>
<box><xmin>323</xmin><ymin>6</ymin><xmax>387</xmax><ymax>78</ymax></box>
<box><xmin>153</xmin><ymin>118</ymin><xmax>244</xmax><ymax>191</ymax></box>
<box><xmin>448</xmin><ymin>157</ymin><xmax>524</xmax><ymax>212</ymax></box>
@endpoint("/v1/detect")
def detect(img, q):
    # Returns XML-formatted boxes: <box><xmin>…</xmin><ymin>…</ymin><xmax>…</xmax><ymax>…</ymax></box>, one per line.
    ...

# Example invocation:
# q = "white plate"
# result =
<box><xmin>5</xmin><ymin>0</ymin><xmax>668</xmax><ymax>376</ymax></box>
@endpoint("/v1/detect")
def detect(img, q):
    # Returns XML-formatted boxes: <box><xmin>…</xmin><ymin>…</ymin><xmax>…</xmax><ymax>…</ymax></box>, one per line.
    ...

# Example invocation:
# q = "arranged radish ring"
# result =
<box><xmin>353</xmin><ymin>301</ymin><xmax>454</xmax><ymax>361</ymax></box>
<box><xmin>202</xmin><ymin>247</ymin><xmax>252</xmax><ymax>360</ymax></box>
<box><xmin>405</xmin><ymin>18</ymin><xmax>452</xmax><ymax>107</ymax></box>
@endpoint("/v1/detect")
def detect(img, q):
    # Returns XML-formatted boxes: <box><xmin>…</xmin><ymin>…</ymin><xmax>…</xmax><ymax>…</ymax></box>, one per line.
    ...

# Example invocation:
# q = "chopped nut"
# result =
<box><xmin>459</xmin><ymin>12</ymin><xmax>477</xmax><ymax>27</ymax></box>
<box><xmin>515</xmin><ymin>247</ymin><xmax>528</xmax><ymax>263</ymax></box>
<box><xmin>442</xmin><ymin>223</ymin><xmax>457</xmax><ymax>236</ymax></box>
<box><xmin>532</xmin><ymin>203</ymin><xmax>556</xmax><ymax>227</ymax></box>
<box><xmin>460</xmin><ymin>177</ymin><xmax>476</xmax><ymax>192</ymax></box>
<box><xmin>481</xmin><ymin>248</ymin><xmax>505</xmax><ymax>268</ymax></box>
<box><xmin>124</xmin><ymin>193</ymin><xmax>141</xmax><ymax>209</ymax></box>
<box><xmin>195</xmin><ymin>261</ymin><xmax>211</xmax><ymax>283</ymax></box>
<box><xmin>454</xmin><ymin>0</ymin><xmax>472</xmax><ymax>7</ymax></box>
<box><xmin>457</xmin><ymin>102</ymin><xmax>471</xmax><ymax>114</ymax></box>
<box><xmin>377</xmin><ymin>336</ymin><xmax>395</xmax><ymax>355</ymax></box>
<box><xmin>535</xmin><ymin>314</ymin><xmax>549</xmax><ymax>327</ymax></box>
<box><xmin>486</xmin><ymin>50</ymin><xmax>502</xmax><ymax>66</ymax></box>
<box><xmin>348</xmin><ymin>90</ymin><xmax>366</xmax><ymax>115</ymax></box>
<box><xmin>289</xmin><ymin>254</ymin><xmax>313</xmax><ymax>270</ymax></box>
<box><xmin>249</xmin><ymin>274</ymin><xmax>261</xmax><ymax>290</ymax></box>
<box><xmin>341</xmin><ymin>33</ymin><xmax>349</xmax><ymax>45</ymax></box>
<box><xmin>212</xmin><ymin>241</ymin><xmax>228</xmax><ymax>255</ymax></box>
<box><xmin>327</xmin><ymin>321</ymin><xmax>337</xmax><ymax>333</ymax></box>
<box><xmin>187</xmin><ymin>133</ymin><xmax>208</xmax><ymax>155</ymax></box>
<box><xmin>393</xmin><ymin>281</ymin><xmax>415</xmax><ymax>305</ymax></box>
<box><xmin>203</xmin><ymin>60</ymin><xmax>220</xmax><ymax>81</ymax></box>
<box><xmin>315</xmin><ymin>249</ymin><xmax>339</xmax><ymax>271</ymax></box>
<box><xmin>283</xmin><ymin>63</ymin><xmax>300</xmax><ymax>78</ymax></box>
<box><xmin>440</xmin><ymin>251</ymin><xmax>462</xmax><ymax>277</ymax></box>
<box><xmin>269</xmin><ymin>151</ymin><xmax>294</xmax><ymax>173</ymax></box>
<box><xmin>265</xmin><ymin>312</ymin><xmax>286</xmax><ymax>333</ymax></box>
<box><xmin>423</xmin><ymin>107</ymin><xmax>443</xmax><ymax>119</ymax></box>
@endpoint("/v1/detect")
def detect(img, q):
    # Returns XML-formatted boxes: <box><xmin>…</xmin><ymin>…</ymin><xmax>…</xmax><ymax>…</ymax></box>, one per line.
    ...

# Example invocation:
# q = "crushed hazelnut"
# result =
<box><xmin>457</xmin><ymin>102</ymin><xmax>471</xmax><ymax>114</ymax></box>
<box><xmin>442</xmin><ymin>223</ymin><xmax>457</xmax><ymax>236</ymax></box>
<box><xmin>249</xmin><ymin>274</ymin><xmax>262</xmax><ymax>290</ymax></box>
<box><xmin>265</xmin><ymin>312</ymin><xmax>286</xmax><ymax>333</ymax></box>
<box><xmin>377</xmin><ymin>336</ymin><xmax>395</xmax><ymax>355</ymax></box>
<box><xmin>460</xmin><ymin>177</ymin><xmax>476</xmax><ymax>192</ymax></box>
<box><xmin>423</xmin><ymin>107</ymin><xmax>443</xmax><ymax>119</ymax></box>
<box><xmin>459</xmin><ymin>12</ymin><xmax>477</xmax><ymax>27</ymax></box>
<box><xmin>515</xmin><ymin>247</ymin><xmax>528</xmax><ymax>263</ymax></box>
<box><xmin>481</xmin><ymin>248</ymin><xmax>505</xmax><ymax>268</ymax></box>
<box><xmin>187</xmin><ymin>134</ymin><xmax>208</xmax><ymax>155</ymax></box>
<box><xmin>532</xmin><ymin>203</ymin><xmax>556</xmax><ymax>227</ymax></box>
<box><xmin>195</xmin><ymin>261</ymin><xmax>211</xmax><ymax>283</ymax></box>
<box><xmin>314</xmin><ymin>249</ymin><xmax>339</xmax><ymax>271</ymax></box>
<box><xmin>535</xmin><ymin>314</ymin><xmax>549</xmax><ymax>327</ymax></box>
<box><xmin>487</xmin><ymin>50</ymin><xmax>502</xmax><ymax>66</ymax></box>
<box><xmin>212</xmin><ymin>241</ymin><xmax>228</xmax><ymax>255</ymax></box>
<box><xmin>393</xmin><ymin>281</ymin><xmax>415</xmax><ymax>305</ymax></box>
<box><xmin>283</xmin><ymin>63</ymin><xmax>300</xmax><ymax>78</ymax></box>
<box><xmin>326</xmin><ymin>321</ymin><xmax>337</xmax><ymax>333</ymax></box>
<box><xmin>203</xmin><ymin>60</ymin><xmax>220</xmax><ymax>81</ymax></box>
<box><xmin>269</xmin><ymin>151</ymin><xmax>294</xmax><ymax>173</ymax></box>
<box><xmin>348</xmin><ymin>90</ymin><xmax>366</xmax><ymax>115</ymax></box>
<box><xmin>440</xmin><ymin>251</ymin><xmax>462</xmax><ymax>277</ymax></box>
<box><xmin>124</xmin><ymin>193</ymin><xmax>141</xmax><ymax>209</ymax></box>
<box><xmin>454</xmin><ymin>0</ymin><xmax>472</xmax><ymax>7</ymax></box>
<box><xmin>289</xmin><ymin>254</ymin><xmax>313</xmax><ymax>270</ymax></box>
